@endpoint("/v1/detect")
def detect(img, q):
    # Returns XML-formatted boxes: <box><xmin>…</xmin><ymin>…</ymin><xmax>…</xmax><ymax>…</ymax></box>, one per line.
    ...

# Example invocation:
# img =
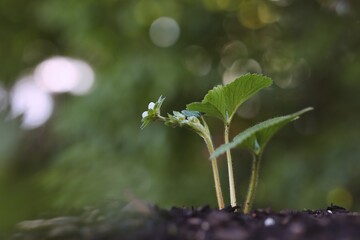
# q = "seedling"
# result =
<box><xmin>141</xmin><ymin>96</ymin><xmax>225</xmax><ymax>209</ymax></box>
<box><xmin>211</xmin><ymin>107</ymin><xmax>313</xmax><ymax>213</ymax></box>
<box><xmin>141</xmin><ymin>73</ymin><xmax>312</xmax><ymax>212</ymax></box>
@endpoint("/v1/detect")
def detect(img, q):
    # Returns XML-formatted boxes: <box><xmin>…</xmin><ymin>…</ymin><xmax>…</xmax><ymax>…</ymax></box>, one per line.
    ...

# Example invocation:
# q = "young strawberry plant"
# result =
<box><xmin>141</xmin><ymin>96</ymin><xmax>225</xmax><ymax>209</ymax></box>
<box><xmin>141</xmin><ymin>73</ymin><xmax>312</xmax><ymax>212</ymax></box>
<box><xmin>211</xmin><ymin>107</ymin><xmax>313</xmax><ymax>213</ymax></box>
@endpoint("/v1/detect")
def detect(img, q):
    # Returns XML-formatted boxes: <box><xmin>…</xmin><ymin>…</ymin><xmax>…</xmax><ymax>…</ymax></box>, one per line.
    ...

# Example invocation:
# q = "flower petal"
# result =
<box><xmin>142</xmin><ymin>111</ymin><xmax>149</xmax><ymax>118</ymax></box>
<box><xmin>148</xmin><ymin>102</ymin><xmax>155</xmax><ymax>109</ymax></box>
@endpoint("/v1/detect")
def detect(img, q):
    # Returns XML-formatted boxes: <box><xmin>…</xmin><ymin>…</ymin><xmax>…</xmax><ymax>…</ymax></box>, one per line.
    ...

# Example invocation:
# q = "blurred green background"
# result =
<box><xmin>0</xmin><ymin>0</ymin><xmax>359</xmax><ymax>232</ymax></box>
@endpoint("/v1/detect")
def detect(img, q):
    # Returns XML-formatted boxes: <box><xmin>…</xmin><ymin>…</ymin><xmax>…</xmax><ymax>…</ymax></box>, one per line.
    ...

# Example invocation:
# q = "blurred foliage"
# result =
<box><xmin>1</xmin><ymin>0</ymin><xmax>360</xmax><ymax>233</ymax></box>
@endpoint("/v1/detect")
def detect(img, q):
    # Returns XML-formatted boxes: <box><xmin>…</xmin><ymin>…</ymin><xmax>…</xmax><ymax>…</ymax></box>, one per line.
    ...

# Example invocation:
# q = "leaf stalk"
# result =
<box><xmin>225</xmin><ymin>123</ymin><xmax>237</xmax><ymax>207</ymax></box>
<box><xmin>203</xmin><ymin>134</ymin><xmax>225</xmax><ymax>209</ymax></box>
<box><xmin>243</xmin><ymin>153</ymin><xmax>261</xmax><ymax>214</ymax></box>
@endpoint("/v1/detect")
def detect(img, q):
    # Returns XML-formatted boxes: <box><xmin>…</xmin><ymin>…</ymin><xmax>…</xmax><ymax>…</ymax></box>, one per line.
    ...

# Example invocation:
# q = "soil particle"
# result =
<box><xmin>11</xmin><ymin>204</ymin><xmax>360</xmax><ymax>240</ymax></box>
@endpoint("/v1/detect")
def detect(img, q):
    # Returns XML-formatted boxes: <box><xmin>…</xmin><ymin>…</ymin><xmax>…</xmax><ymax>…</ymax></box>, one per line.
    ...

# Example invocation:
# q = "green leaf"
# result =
<box><xmin>211</xmin><ymin>107</ymin><xmax>313</xmax><ymax>159</ymax></box>
<box><xmin>187</xmin><ymin>74</ymin><xmax>272</xmax><ymax>123</ymax></box>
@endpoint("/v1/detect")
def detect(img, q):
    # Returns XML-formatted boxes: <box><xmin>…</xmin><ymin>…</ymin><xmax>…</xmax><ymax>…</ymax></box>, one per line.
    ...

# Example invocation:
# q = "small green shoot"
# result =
<box><xmin>211</xmin><ymin>107</ymin><xmax>313</xmax><ymax>213</ymax></box>
<box><xmin>141</xmin><ymin>73</ymin><xmax>312</xmax><ymax>212</ymax></box>
<box><xmin>187</xmin><ymin>74</ymin><xmax>272</xmax><ymax>207</ymax></box>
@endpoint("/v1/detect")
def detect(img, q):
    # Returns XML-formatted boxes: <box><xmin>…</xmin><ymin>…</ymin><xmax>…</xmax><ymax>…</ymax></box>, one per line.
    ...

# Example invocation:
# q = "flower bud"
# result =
<box><xmin>142</xmin><ymin>111</ymin><xmax>149</xmax><ymax>119</ymax></box>
<box><xmin>148</xmin><ymin>102</ymin><xmax>155</xmax><ymax>110</ymax></box>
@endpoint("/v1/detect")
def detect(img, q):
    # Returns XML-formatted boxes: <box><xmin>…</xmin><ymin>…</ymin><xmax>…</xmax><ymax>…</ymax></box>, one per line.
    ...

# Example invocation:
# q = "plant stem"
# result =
<box><xmin>224</xmin><ymin>123</ymin><xmax>237</xmax><ymax>207</ymax></box>
<box><xmin>160</xmin><ymin>115</ymin><xmax>224</xmax><ymax>209</ymax></box>
<box><xmin>158</xmin><ymin>116</ymin><xmax>167</xmax><ymax>121</ymax></box>
<box><xmin>243</xmin><ymin>153</ymin><xmax>261</xmax><ymax>214</ymax></box>
<box><xmin>203</xmin><ymin>135</ymin><xmax>225</xmax><ymax>209</ymax></box>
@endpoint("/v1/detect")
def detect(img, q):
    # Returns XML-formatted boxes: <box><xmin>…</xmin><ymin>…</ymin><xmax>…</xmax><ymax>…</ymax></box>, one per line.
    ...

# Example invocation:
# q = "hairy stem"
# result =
<box><xmin>225</xmin><ymin>123</ymin><xmax>237</xmax><ymax>207</ymax></box>
<box><xmin>158</xmin><ymin>116</ymin><xmax>167</xmax><ymax>121</ymax></box>
<box><xmin>203</xmin><ymin>135</ymin><xmax>225</xmax><ymax>209</ymax></box>
<box><xmin>243</xmin><ymin>153</ymin><xmax>261</xmax><ymax>214</ymax></box>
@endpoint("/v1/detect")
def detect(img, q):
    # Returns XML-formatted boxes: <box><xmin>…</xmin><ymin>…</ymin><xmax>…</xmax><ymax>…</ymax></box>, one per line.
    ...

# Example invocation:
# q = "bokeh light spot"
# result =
<box><xmin>258</xmin><ymin>2</ymin><xmax>280</xmax><ymax>24</ymax></box>
<box><xmin>221</xmin><ymin>41</ymin><xmax>248</xmax><ymax>68</ymax></box>
<box><xmin>149</xmin><ymin>17</ymin><xmax>180</xmax><ymax>48</ymax></box>
<box><xmin>184</xmin><ymin>46</ymin><xmax>212</xmax><ymax>76</ymax></box>
<box><xmin>34</xmin><ymin>57</ymin><xmax>95</xmax><ymax>95</ymax></box>
<box><xmin>237</xmin><ymin>0</ymin><xmax>280</xmax><ymax>29</ymax></box>
<box><xmin>11</xmin><ymin>76</ymin><xmax>54</xmax><ymax>129</ymax></box>
<box><xmin>237</xmin><ymin>95</ymin><xmax>261</xmax><ymax>119</ymax></box>
<box><xmin>335</xmin><ymin>1</ymin><xmax>350</xmax><ymax>16</ymax></box>
<box><xmin>223</xmin><ymin>59</ymin><xmax>262</xmax><ymax>84</ymax></box>
<box><xmin>68</xmin><ymin>60</ymin><xmax>96</xmax><ymax>96</ymax></box>
<box><xmin>215</xmin><ymin>0</ymin><xmax>230</xmax><ymax>10</ymax></box>
<box><xmin>264</xmin><ymin>53</ymin><xmax>310</xmax><ymax>89</ymax></box>
<box><xmin>327</xmin><ymin>187</ymin><xmax>353</xmax><ymax>210</ymax></box>
<box><xmin>238</xmin><ymin>1</ymin><xmax>265</xmax><ymax>30</ymax></box>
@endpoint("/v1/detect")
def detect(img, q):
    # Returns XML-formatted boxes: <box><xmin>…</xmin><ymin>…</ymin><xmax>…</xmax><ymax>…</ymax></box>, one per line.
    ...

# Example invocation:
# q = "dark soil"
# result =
<box><xmin>10</xmin><ymin>204</ymin><xmax>360</xmax><ymax>240</ymax></box>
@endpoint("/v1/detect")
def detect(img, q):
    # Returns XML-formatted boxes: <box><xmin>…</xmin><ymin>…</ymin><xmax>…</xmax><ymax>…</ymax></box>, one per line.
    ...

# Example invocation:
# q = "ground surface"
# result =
<box><xmin>10</xmin><ymin>204</ymin><xmax>360</xmax><ymax>240</ymax></box>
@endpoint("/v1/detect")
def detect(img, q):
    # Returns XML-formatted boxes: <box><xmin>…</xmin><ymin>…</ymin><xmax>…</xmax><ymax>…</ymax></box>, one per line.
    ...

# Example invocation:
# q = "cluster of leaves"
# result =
<box><xmin>142</xmin><ymin>73</ymin><xmax>312</xmax><ymax>212</ymax></box>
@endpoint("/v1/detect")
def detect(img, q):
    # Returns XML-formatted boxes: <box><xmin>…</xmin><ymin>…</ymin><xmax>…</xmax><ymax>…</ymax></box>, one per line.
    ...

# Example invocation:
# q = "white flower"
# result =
<box><xmin>142</xmin><ymin>101</ymin><xmax>156</xmax><ymax>119</ymax></box>
<box><xmin>141</xmin><ymin>96</ymin><xmax>165</xmax><ymax>129</ymax></box>
<box><xmin>142</xmin><ymin>111</ymin><xmax>149</xmax><ymax>119</ymax></box>
<box><xmin>148</xmin><ymin>102</ymin><xmax>155</xmax><ymax>110</ymax></box>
